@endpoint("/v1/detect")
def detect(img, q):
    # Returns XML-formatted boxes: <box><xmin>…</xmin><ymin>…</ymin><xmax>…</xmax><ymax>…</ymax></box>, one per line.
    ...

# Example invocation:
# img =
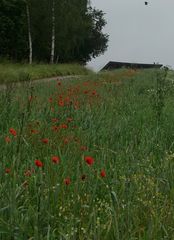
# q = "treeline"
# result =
<box><xmin>0</xmin><ymin>0</ymin><xmax>109</xmax><ymax>64</ymax></box>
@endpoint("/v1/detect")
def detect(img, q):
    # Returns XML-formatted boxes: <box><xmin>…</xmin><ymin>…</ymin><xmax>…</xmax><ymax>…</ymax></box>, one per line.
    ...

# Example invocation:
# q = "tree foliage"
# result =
<box><xmin>0</xmin><ymin>0</ymin><xmax>28</xmax><ymax>60</ymax></box>
<box><xmin>0</xmin><ymin>0</ymin><xmax>108</xmax><ymax>63</ymax></box>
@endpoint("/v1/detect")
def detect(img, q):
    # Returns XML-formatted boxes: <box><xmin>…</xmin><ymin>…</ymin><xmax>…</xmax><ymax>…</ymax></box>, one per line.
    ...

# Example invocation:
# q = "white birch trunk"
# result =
<box><xmin>26</xmin><ymin>1</ymin><xmax>32</xmax><ymax>64</ymax></box>
<box><xmin>50</xmin><ymin>0</ymin><xmax>55</xmax><ymax>64</ymax></box>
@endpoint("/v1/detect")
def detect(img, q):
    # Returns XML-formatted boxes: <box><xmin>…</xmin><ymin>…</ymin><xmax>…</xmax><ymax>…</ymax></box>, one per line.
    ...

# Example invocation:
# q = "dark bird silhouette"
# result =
<box><xmin>144</xmin><ymin>1</ymin><xmax>148</xmax><ymax>5</ymax></box>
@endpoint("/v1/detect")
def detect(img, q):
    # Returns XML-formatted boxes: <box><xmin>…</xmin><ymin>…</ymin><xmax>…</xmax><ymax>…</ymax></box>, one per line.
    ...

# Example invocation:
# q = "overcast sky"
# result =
<box><xmin>88</xmin><ymin>0</ymin><xmax>174</xmax><ymax>71</ymax></box>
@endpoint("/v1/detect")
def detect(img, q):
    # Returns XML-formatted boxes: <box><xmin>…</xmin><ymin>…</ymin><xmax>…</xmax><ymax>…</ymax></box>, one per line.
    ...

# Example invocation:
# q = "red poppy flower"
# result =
<box><xmin>35</xmin><ymin>160</ymin><xmax>43</xmax><ymax>167</ymax></box>
<box><xmin>9</xmin><ymin>128</ymin><xmax>17</xmax><ymax>136</ymax></box>
<box><xmin>5</xmin><ymin>168</ymin><xmax>11</xmax><ymax>174</ymax></box>
<box><xmin>92</xmin><ymin>90</ymin><xmax>97</xmax><ymax>96</ymax></box>
<box><xmin>64</xmin><ymin>177</ymin><xmax>71</xmax><ymax>185</ymax></box>
<box><xmin>60</xmin><ymin>124</ymin><xmax>68</xmax><ymax>129</ymax></box>
<box><xmin>100</xmin><ymin>169</ymin><xmax>106</xmax><ymax>178</ymax></box>
<box><xmin>51</xmin><ymin>156</ymin><xmax>60</xmax><ymax>164</ymax></box>
<box><xmin>58</xmin><ymin>100</ymin><xmax>64</xmax><ymax>107</ymax></box>
<box><xmin>84</xmin><ymin>156</ymin><xmax>94</xmax><ymax>165</ymax></box>
<box><xmin>41</xmin><ymin>138</ymin><xmax>49</xmax><ymax>144</ymax></box>
<box><xmin>57</xmin><ymin>81</ymin><xmax>61</xmax><ymax>86</ymax></box>
<box><xmin>49</xmin><ymin>97</ymin><xmax>53</xmax><ymax>103</ymax></box>
<box><xmin>5</xmin><ymin>136</ymin><xmax>11</xmax><ymax>143</ymax></box>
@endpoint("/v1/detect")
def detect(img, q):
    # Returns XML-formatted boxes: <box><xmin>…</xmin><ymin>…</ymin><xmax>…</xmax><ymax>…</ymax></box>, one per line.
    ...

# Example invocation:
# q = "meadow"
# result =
<box><xmin>1</xmin><ymin>68</ymin><xmax>174</xmax><ymax>239</ymax></box>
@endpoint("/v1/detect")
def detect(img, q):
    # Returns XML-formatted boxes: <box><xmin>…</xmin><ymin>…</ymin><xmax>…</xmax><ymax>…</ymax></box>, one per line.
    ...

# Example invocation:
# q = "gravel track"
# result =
<box><xmin>0</xmin><ymin>75</ymin><xmax>81</xmax><ymax>91</ymax></box>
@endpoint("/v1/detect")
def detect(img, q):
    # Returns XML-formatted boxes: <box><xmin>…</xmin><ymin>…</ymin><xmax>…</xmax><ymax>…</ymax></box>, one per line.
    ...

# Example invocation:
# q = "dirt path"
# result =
<box><xmin>0</xmin><ymin>75</ymin><xmax>81</xmax><ymax>91</ymax></box>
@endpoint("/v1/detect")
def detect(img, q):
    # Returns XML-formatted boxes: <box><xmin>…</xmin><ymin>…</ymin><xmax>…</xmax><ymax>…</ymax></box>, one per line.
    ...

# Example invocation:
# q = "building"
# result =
<box><xmin>101</xmin><ymin>61</ymin><xmax>163</xmax><ymax>71</ymax></box>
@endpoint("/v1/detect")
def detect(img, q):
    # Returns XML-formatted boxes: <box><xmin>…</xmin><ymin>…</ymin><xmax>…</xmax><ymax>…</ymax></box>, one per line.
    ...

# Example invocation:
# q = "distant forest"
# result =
<box><xmin>0</xmin><ymin>0</ymin><xmax>109</xmax><ymax>64</ymax></box>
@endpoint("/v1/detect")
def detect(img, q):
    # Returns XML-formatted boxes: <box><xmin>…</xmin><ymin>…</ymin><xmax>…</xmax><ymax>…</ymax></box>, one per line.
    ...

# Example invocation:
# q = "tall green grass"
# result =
<box><xmin>0</xmin><ymin>63</ymin><xmax>92</xmax><ymax>84</ymax></box>
<box><xmin>1</xmin><ymin>69</ymin><xmax>174</xmax><ymax>239</ymax></box>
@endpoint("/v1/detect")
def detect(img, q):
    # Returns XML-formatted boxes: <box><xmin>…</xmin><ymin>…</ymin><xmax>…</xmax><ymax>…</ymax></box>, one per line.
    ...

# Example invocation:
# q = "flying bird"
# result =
<box><xmin>144</xmin><ymin>1</ymin><xmax>148</xmax><ymax>5</ymax></box>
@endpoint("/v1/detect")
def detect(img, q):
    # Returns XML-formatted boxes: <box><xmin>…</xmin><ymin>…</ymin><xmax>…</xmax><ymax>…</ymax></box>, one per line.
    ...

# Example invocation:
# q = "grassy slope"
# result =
<box><xmin>1</xmin><ymin>69</ymin><xmax>174</xmax><ymax>239</ymax></box>
<box><xmin>0</xmin><ymin>63</ymin><xmax>92</xmax><ymax>84</ymax></box>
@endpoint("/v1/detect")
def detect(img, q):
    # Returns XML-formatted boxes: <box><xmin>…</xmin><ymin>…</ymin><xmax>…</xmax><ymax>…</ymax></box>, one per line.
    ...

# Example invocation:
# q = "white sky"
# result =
<box><xmin>88</xmin><ymin>0</ymin><xmax>174</xmax><ymax>71</ymax></box>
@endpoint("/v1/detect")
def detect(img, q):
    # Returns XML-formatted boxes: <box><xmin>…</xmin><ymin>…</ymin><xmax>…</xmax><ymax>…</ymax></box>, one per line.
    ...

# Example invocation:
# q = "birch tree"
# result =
<box><xmin>26</xmin><ymin>0</ymin><xmax>32</xmax><ymax>64</ymax></box>
<box><xmin>50</xmin><ymin>0</ymin><xmax>55</xmax><ymax>64</ymax></box>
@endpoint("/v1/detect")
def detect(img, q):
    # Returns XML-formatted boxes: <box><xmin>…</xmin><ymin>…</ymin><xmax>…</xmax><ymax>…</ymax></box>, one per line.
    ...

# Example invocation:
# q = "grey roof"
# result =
<box><xmin>101</xmin><ymin>61</ymin><xmax>163</xmax><ymax>70</ymax></box>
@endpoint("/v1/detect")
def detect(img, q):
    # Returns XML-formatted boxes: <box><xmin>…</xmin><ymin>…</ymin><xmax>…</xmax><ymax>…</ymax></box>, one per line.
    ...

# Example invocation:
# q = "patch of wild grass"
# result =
<box><xmin>0</xmin><ymin>63</ymin><xmax>92</xmax><ymax>84</ymax></box>
<box><xmin>1</xmin><ymin>69</ymin><xmax>174</xmax><ymax>239</ymax></box>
